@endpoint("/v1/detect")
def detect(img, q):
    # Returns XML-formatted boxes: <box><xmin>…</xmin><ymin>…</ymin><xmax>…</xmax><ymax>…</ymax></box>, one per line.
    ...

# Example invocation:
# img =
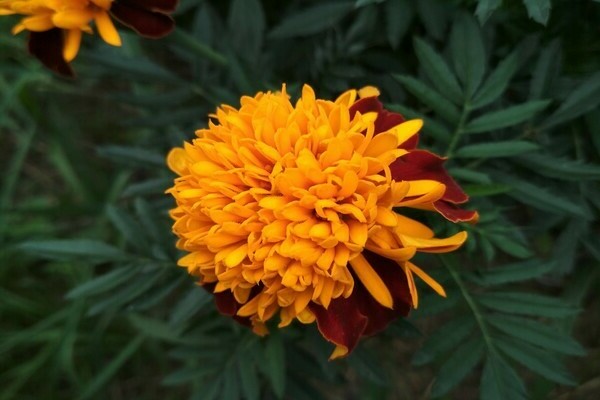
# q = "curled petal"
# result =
<box><xmin>433</xmin><ymin>200</ymin><xmax>480</xmax><ymax>223</ymax></box>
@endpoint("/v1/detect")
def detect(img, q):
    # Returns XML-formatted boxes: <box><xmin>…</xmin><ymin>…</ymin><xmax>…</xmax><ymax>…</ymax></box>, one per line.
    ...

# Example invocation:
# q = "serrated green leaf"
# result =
<box><xmin>449</xmin><ymin>13</ymin><xmax>486</xmax><ymax>98</ymax></box>
<box><xmin>412</xmin><ymin>315</ymin><xmax>476</xmax><ymax>366</ymax></box>
<box><xmin>66</xmin><ymin>266</ymin><xmax>140</xmax><ymax>299</ymax></box>
<box><xmin>392</xmin><ymin>75</ymin><xmax>461</xmax><ymax>123</ymax></box>
<box><xmin>455</xmin><ymin>141</ymin><xmax>539</xmax><ymax>158</ymax></box>
<box><xmin>470</xmin><ymin>259</ymin><xmax>553</xmax><ymax>286</ymax></box>
<box><xmin>477</xmin><ymin>292</ymin><xmax>579</xmax><ymax>318</ymax></box>
<box><xmin>430</xmin><ymin>336</ymin><xmax>485</xmax><ymax>397</ymax></box>
<box><xmin>19</xmin><ymin>239</ymin><xmax>127</xmax><ymax>262</ymax></box>
<box><xmin>465</xmin><ymin>100</ymin><xmax>551</xmax><ymax>133</ymax></box>
<box><xmin>413</xmin><ymin>37</ymin><xmax>463</xmax><ymax>104</ymax></box>
<box><xmin>488</xmin><ymin>315</ymin><xmax>586</xmax><ymax>356</ymax></box>
<box><xmin>523</xmin><ymin>0</ymin><xmax>552</xmax><ymax>25</ymax></box>
<box><xmin>269</xmin><ymin>2</ymin><xmax>354</xmax><ymax>39</ymax></box>
<box><xmin>481</xmin><ymin>352</ymin><xmax>528</xmax><ymax>400</ymax></box>
<box><xmin>385</xmin><ymin>0</ymin><xmax>413</xmax><ymax>49</ymax></box>
<box><xmin>475</xmin><ymin>0</ymin><xmax>502</xmax><ymax>24</ymax></box>
<box><xmin>542</xmin><ymin>72</ymin><xmax>600</xmax><ymax>129</ymax></box>
<box><xmin>496</xmin><ymin>336</ymin><xmax>576</xmax><ymax>385</ymax></box>
<box><xmin>494</xmin><ymin>172</ymin><xmax>587</xmax><ymax>217</ymax></box>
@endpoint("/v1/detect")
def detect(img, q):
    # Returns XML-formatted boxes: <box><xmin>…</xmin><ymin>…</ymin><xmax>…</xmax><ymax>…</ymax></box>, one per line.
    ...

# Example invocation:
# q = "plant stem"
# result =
<box><xmin>445</xmin><ymin>102</ymin><xmax>471</xmax><ymax>158</ymax></box>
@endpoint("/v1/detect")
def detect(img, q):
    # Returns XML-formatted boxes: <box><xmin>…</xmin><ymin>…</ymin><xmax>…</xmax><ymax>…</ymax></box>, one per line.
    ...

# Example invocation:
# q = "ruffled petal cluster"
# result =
<box><xmin>0</xmin><ymin>0</ymin><xmax>177</xmax><ymax>76</ymax></box>
<box><xmin>167</xmin><ymin>85</ymin><xmax>477</xmax><ymax>358</ymax></box>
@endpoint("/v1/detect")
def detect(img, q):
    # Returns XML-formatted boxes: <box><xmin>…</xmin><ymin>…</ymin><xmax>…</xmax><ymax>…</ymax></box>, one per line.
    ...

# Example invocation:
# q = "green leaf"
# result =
<box><xmin>392</xmin><ymin>75</ymin><xmax>461</xmax><ymax>123</ymax></box>
<box><xmin>412</xmin><ymin>315</ymin><xmax>476</xmax><ymax>366</ymax></box>
<box><xmin>228</xmin><ymin>0</ymin><xmax>265</xmax><ymax>63</ymax></box>
<box><xmin>464</xmin><ymin>100</ymin><xmax>551</xmax><ymax>133</ymax></box>
<box><xmin>496</xmin><ymin>336</ymin><xmax>576</xmax><ymax>385</ymax></box>
<box><xmin>523</xmin><ymin>0</ymin><xmax>552</xmax><ymax>25</ymax></box>
<box><xmin>448</xmin><ymin>167</ymin><xmax>492</xmax><ymax>183</ymax></box>
<box><xmin>78</xmin><ymin>336</ymin><xmax>145</xmax><ymax>400</ymax></box>
<box><xmin>413</xmin><ymin>37</ymin><xmax>463</xmax><ymax>103</ymax></box>
<box><xmin>455</xmin><ymin>141</ymin><xmax>539</xmax><ymax>158</ymax></box>
<box><xmin>66</xmin><ymin>266</ymin><xmax>140</xmax><ymax>299</ymax></box>
<box><xmin>238</xmin><ymin>360</ymin><xmax>260</xmax><ymax>400</ymax></box>
<box><xmin>464</xmin><ymin>183</ymin><xmax>511</xmax><ymax>197</ymax></box>
<box><xmin>449</xmin><ymin>13</ymin><xmax>486</xmax><ymax>98</ymax></box>
<box><xmin>264</xmin><ymin>332</ymin><xmax>285</xmax><ymax>398</ymax></box>
<box><xmin>472</xmin><ymin>37</ymin><xmax>536</xmax><ymax>109</ymax></box>
<box><xmin>385</xmin><ymin>0</ymin><xmax>413</xmax><ymax>49</ymax></box>
<box><xmin>470</xmin><ymin>259</ymin><xmax>553</xmax><ymax>286</ymax></box>
<box><xmin>97</xmin><ymin>146</ymin><xmax>165</xmax><ymax>168</ymax></box>
<box><xmin>542</xmin><ymin>72</ymin><xmax>600</xmax><ymax>129</ymax></box>
<box><xmin>480</xmin><ymin>352</ymin><xmax>528</xmax><ymax>400</ymax></box>
<box><xmin>106</xmin><ymin>205</ymin><xmax>149</xmax><ymax>253</ymax></box>
<box><xmin>416</xmin><ymin>0</ymin><xmax>449</xmax><ymax>41</ymax></box>
<box><xmin>529</xmin><ymin>40</ymin><xmax>561</xmax><ymax>100</ymax></box>
<box><xmin>477</xmin><ymin>292</ymin><xmax>580</xmax><ymax>318</ymax></box>
<box><xmin>269</xmin><ymin>2</ymin><xmax>355</xmax><ymax>39</ymax></box>
<box><xmin>486</xmin><ymin>233</ymin><xmax>533</xmax><ymax>259</ymax></box>
<box><xmin>475</xmin><ymin>0</ymin><xmax>503</xmax><ymax>24</ymax></box>
<box><xmin>129</xmin><ymin>314</ymin><xmax>182</xmax><ymax>342</ymax></box>
<box><xmin>517</xmin><ymin>153</ymin><xmax>600</xmax><ymax>180</ymax></box>
<box><xmin>430</xmin><ymin>336</ymin><xmax>485</xmax><ymax>397</ymax></box>
<box><xmin>494</xmin><ymin>172</ymin><xmax>588</xmax><ymax>218</ymax></box>
<box><xmin>488</xmin><ymin>315</ymin><xmax>586</xmax><ymax>356</ymax></box>
<box><xmin>19</xmin><ymin>239</ymin><xmax>127</xmax><ymax>263</ymax></box>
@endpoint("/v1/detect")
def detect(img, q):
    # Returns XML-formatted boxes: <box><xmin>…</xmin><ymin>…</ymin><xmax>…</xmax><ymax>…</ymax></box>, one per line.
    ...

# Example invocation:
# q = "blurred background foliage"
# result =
<box><xmin>1</xmin><ymin>0</ymin><xmax>600</xmax><ymax>399</ymax></box>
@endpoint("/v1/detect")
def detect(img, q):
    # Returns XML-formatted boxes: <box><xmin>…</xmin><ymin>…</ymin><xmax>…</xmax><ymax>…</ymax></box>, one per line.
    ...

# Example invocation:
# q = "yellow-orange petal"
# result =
<box><xmin>95</xmin><ymin>11</ymin><xmax>121</xmax><ymax>46</ymax></box>
<box><xmin>407</xmin><ymin>261</ymin><xmax>446</xmax><ymax>298</ymax></box>
<box><xmin>400</xmin><ymin>231</ymin><xmax>467</xmax><ymax>253</ymax></box>
<box><xmin>63</xmin><ymin>29</ymin><xmax>82</xmax><ymax>62</ymax></box>
<box><xmin>349</xmin><ymin>253</ymin><xmax>393</xmax><ymax>309</ymax></box>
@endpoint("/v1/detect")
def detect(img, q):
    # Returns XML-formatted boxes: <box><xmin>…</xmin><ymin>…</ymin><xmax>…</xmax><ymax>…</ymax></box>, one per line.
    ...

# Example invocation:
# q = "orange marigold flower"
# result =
<box><xmin>0</xmin><ymin>0</ymin><xmax>178</xmax><ymax>76</ymax></box>
<box><xmin>167</xmin><ymin>85</ymin><xmax>477</xmax><ymax>358</ymax></box>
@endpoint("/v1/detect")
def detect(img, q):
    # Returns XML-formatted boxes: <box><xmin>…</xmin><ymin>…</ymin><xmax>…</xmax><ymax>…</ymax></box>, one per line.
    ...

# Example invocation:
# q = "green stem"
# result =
<box><xmin>442</xmin><ymin>256</ymin><xmax>496</xmax><ymax>352</ymax></box>
<box><xmin>170</xmin><ymin>29</ymin><xmax>228</xmax><ymax>67</ymax></box>
<box><xmin>445</xmin><ymin>102</ymin><xmax>471</xmax><ymax>158</ymax></box>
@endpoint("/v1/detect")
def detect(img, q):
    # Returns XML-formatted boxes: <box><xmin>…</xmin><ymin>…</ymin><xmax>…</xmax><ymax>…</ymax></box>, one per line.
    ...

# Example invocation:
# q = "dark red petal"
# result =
<box><xmin>349</xmin><ymin>96</ymin><xmax>383</xmax><ymax>118</ymax></box>
<box><xmin>390</xmin><ymin>150</ymin><xmax>469</xmax><ymax>204</ymax></box>
<box><xmin>310</xmin><ymin>251</ymin><xmax>412</xmax><ymax>356</ymax></box>
<box><xmin>433</xmin><ymin>201</ymin><xmax>479</xmax><ymax>223</ymax></box>
<box><xmin>119</xmin><ymin>0</ymin><xmax>178</xmax><ymax>12</ymax></box>
<box><xmin>28</xmin><ymin>30</ymin><xmax>74</xmax><ymax>77</ymax></box>
<box><xmin>360</xmin><ymin>251</ymin><xmax>412</xmax><ymax>335</ymax></box>
<box><xmin>374</xmin><ymin>109</ymin><xmax>406</xmax><ymax>135</ymax></box>
<box><xmin>111</xmin><ymin>2</ymin><xmax>174</xmax><ymax>38</ymax></box>
<box><xmin>310</xmin><ymin>293</ymin><xmax>368</xmax><ymax>357</ymax></box>
<box><xmin>203</xmin><ymin>283</ymin><xmax>253</xmax><ymax>327</ymax></box>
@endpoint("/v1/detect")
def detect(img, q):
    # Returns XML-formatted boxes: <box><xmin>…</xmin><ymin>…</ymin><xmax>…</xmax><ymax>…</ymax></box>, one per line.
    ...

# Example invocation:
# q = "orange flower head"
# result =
<box><xmin>167</xmin><ymin>85</ymin><xmax>477</xmax><ymax>358</ymax></box>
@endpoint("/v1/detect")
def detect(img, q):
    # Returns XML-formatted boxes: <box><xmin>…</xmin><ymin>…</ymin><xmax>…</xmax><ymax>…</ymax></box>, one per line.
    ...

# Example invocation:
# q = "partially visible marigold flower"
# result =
<box><xmin>0</xmin><ymin>0</ymin><xmax>178</xmax><ymax>76</ymax></box>
<box><xmin>167</xmin><ymin>84</ymin><xmax>478</xmax><ymax>358</ymax></box>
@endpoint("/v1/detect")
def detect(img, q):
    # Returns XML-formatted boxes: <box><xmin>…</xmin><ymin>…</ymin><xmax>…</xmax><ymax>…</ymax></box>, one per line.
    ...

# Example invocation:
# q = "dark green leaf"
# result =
<box><xmin>488</xmin><ymin>315</ymin><xmax>586</xmax><ymax>355</ymax></box>
<box><xmin>413</xmin><ymin>37</ymin><xmax>463</xmax><ymax>103</ymax></box>
<box><xmin>269</xmin><ymin>2</ymin><xmax>355</xmax><ymax>39</ymax></box>
<box><xmin>477</xmin><ymin>292</ymin><xmax>579</xmax><ymax>318</ymax></box>
<box><xmin>464</xmin><ymin>183</ymin><xmax>511</xmax><ymax>197</ymax></box>
<box><xmin>455</xmin><ymin>141</ymin><xmax>539</xmax><ymax>158</ymax></box>
<box><xmin>264</xmin><ymin>332</ymin><xmax>285</xmax><ymax>398</ymax></box>
<box><xmin>529</xmin><ymin>40</ymin><xmax>561</xmax><ymax>100</ymax></box>
<box><xmin>470</xmin><ymin>259</ymin><xmax>553</xmax><ymax>286</ymax></box>
<box><xmin>66</xmin><ymin>266</ymin><xmax>140</xmax><ymax>299</ymax></box>
<box><xmin>392</xmin><ymin>75</ymin><xmax>461</xmax><ymax>123</ymax></box>
<box><xmin>517</xmin><ymin>153</ymin><xmax>600</xmax><ymax>180</ymax></box>
<box><xmin>430</xmin><ymin>336</ymin><xmax>485</xmax><ymax>397</ymax></box>
<box><xmin>228</xmin><ymin>0</ymin><xmax>265</xmax><ymax>63</ymax></box>
<box><xmin>475</xmin><ymin>0</ymin><xmax>502</xmax><ymax>24</ymax></box>
<box><xmin>464</xmin><ymin>100</ymin><xmax>551</xmax><ymax>133</ymax></box>
<box><xmin>97</xmin><ymin>146</ymin><xmax>165</xmax><ymax>168</ymax></box>
<box><xmin>542</xmin><ymin>72</ymin><xmax>600</xmax><ymax>129</ymax></box>
<box><xmin>106</xmin><ymin>205</ymin><xmax>149</xmax><ymax>253</ymax></box>
<box><xmin>523</xmin><ymin>0</ymin><xmax>552</xmax><ymax>25</ymax></box>
<box><xmin>416</xmin><ymin>0</ymin><xmax>449</xmax><ymax>41</ymax></box>
<box><xmin>238</xmin><ymin>360</ymin><xmax>260</xmax><ymax>400</ymax></box>
<box><xmin>412</xmin><ymin>315</ymin><xmax>476</xmax><ymax>366</ymax></box>
<box><xmin>19</xmin><ymin>239</ymin><xmax>127</xmax><ymax>262</ymax></box>
<box><xmin>385</xmin><ymin>0</ymin><xmax>413</xmax><ymax>49</ymax></box>
<box><xmin>496</xmin><ymin>336</ymin><xmax>576</xmax><ymax>385</ymax></box>
<box><xmin>486</xmin><ymin>233</ymin><xmax>533</xmax><ymax>259</ymax></box>
<box><xmin>480</xmin><ymin>352</ymin><xmax>528</xmax><ymax>400</ymax></box>
<box><xmin>494</xmin><ymin>172</ymin><xmax>588</xmax><ymax>217</ymax></box>
<box><xmin>78</xmin><ymin>336</ymin><xmax>145</xmax><ymax>400</ymax></box>
<box><xmin>449</xmin><ymin>13</ymin><xmax>486</xmax><ymax>98</ymax></box>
